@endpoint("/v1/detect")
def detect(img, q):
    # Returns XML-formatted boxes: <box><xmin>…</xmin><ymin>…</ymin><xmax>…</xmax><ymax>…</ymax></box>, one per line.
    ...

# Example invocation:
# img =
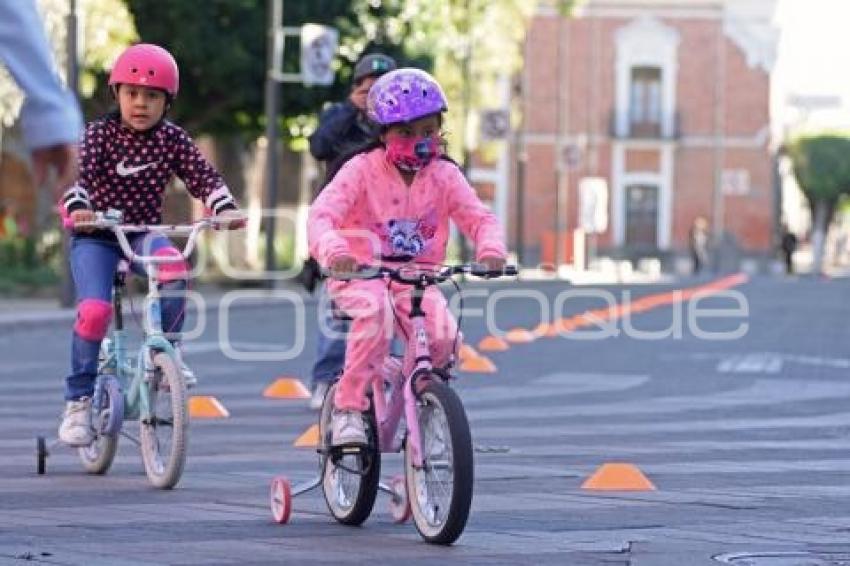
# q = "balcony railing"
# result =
<box><xmin>609</xmin><ymin>109</ymin><xmax>681</xmax><ymax>140</ymax></box>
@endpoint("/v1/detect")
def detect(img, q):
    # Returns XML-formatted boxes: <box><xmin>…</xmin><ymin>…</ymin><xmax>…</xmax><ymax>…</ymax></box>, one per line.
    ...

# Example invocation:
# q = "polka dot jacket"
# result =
<box><xmin>61</xmin><ymin>115</ymin><xmax>237</xmax><ymax>224</ymax></box>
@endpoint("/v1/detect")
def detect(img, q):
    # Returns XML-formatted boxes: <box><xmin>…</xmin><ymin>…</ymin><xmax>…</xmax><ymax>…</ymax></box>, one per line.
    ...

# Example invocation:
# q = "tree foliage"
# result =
<box><xmin>786</xmin><ymin>134</ymin><xmax>850</xmax><ymax>206</ymax></box>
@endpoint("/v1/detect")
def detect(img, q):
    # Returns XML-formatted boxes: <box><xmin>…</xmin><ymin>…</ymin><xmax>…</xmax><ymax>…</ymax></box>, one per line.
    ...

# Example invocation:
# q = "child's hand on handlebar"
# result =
<box><xmin>214</xmin><ymin>209</ymin><xmax>247</xmax><ymax>230</ymax></box>
<box><xmin>479</xmin><ymin>256</ymin><xmax>507</xmax><ymax>272</ymax></box>
<box><xmin>71</xmin><ymin>209</ymin><xmax>96</xmax><ymax>233</ymax></box>
<box><xmin>330</xmin><ymin>254</ymin><xmax>357</xmax><ymax>276</ymax></box>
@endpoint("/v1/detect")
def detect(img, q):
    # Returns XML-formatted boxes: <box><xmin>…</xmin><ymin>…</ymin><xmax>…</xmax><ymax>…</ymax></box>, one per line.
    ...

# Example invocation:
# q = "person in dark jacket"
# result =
<box><xmin>303</xmin><ymin>53</ymin><xmax>396</xmax><ymax>410</ymax></box>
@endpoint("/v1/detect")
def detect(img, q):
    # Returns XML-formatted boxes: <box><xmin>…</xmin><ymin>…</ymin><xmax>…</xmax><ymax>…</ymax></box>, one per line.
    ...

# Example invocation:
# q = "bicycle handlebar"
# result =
<box><xmin>72</xmin><ymin>211</ymin><xmax>233</xmax><ymax>265</ymax></box>
<box><xmin>325</xmin><ymin>263</ymin><xmax>519</xmax><ymax>285</ymax></box>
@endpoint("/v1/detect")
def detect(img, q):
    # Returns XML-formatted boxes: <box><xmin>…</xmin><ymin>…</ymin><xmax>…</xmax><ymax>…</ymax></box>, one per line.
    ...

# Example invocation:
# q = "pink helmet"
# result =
<box><xmin>367</xmin><ymin>68</ymin><xmax>448</xmax><ymax>126</ymax></box>
<box><xmin>109</xmin><ymin>44</ymin><xmax>179</xmax><ymax>96</ymax></box>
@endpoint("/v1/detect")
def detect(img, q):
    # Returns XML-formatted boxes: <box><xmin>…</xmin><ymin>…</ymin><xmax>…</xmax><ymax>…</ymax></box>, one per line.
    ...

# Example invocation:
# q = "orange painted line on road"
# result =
<box><xmin>478</xmin><ymin>335</ymin><xmax>510</xmax><ymax>352</ymax></box>
<box><xmin>506</xmin><ymin>328</ymin><xmax>537</xmax><ymax>344</ymax></box>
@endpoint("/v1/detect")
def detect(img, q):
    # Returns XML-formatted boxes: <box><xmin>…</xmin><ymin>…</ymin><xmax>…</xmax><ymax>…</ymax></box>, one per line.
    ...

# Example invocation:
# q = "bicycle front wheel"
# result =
<box><xmin>140</xmin><ymin>351</ymin><xmax>188</xmax><ymax>489</ymax></box>
<box><xmin>78</xmin><ymin>376</ymin><xmax>123</xmax><ymax>474</ymax></box>
<box><xmin>405</xmin><ymin>379</ymin><xmax>474</xmax><ymax>545</ymax></box>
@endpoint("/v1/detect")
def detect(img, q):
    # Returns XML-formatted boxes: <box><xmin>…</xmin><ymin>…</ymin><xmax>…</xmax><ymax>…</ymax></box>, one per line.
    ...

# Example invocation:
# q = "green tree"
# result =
<box><xmin>348</xmin><ymin>0</ymin><xmax>535</xmax><ymax>160</ymax></box>
<box><xmin>786</xmin><ymin>134</ymin><xmax>850</xmax><ymax>273</ymax></box>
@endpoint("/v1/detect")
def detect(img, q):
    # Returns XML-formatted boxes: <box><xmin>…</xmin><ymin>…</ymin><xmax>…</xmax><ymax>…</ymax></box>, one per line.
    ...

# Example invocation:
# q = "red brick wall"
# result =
<box><xmin>515</xmin><ymin>9</ymin><xmax>774</xmax><ymax>258</ymax></box>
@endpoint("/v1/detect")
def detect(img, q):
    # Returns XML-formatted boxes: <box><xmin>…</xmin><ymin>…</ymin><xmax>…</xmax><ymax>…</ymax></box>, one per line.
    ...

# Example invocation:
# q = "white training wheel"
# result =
<box><xmin>270</xmin><ymin>476</ymin><xmax>292</xmax><ymax>524</ymax></box>
<box><xmin>388</xmin><ymin>474</ymin><xmax>411</xmax><ymax>523</ymax></box>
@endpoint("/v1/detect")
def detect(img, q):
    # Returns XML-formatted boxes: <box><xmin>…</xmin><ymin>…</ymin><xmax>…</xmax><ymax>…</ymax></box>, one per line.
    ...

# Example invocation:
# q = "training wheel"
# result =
<box><xmin>36</xmin><ymin>436</ymin><xmax>47</xmax><ymax>475</ymax></box>
<box><xmin>388</xmin><ymin>474</ymin><xmax>411</xmax><ymax>523</ymax></box>
<box><xmin>270</xmin><ymin>476</ymin><xmax>292</xmax><ymax>524</ymax></box>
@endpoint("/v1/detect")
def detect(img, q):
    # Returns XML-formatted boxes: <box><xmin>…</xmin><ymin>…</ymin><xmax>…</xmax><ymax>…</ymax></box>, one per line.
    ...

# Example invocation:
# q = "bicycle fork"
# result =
<box><xmin>403</xmin><ymin>283</ymin><xmax>431</xmax><ymax>469</ymax></box>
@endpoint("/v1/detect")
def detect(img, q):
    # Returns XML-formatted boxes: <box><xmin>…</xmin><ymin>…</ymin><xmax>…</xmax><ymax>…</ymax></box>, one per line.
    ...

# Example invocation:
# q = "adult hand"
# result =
<box><xmin>32</xmin><ymin>143</ymin><xmax>78</xmax><ymax>198</ymax></box>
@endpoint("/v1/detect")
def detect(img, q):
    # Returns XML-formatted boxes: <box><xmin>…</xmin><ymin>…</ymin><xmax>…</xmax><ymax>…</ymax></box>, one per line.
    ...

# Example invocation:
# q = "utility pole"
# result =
<box><xmin>553</xmin><ymin>10</ymin><xmax>567</xmax><ymax>269</ymax></box>
<box><xmin>263</xmin><ymin>0</ymin><xmax>283</xmax><ymax>281</ymax></box>
<box><xmin>459</xmin><ymin>0</ymin><xmax>474</xmax><ymax>264</ymax></box>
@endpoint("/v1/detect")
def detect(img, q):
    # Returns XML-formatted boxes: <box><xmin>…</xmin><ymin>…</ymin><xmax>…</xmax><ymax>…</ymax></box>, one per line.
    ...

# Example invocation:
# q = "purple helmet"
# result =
<box><xmin>366</xmin><ymin>68</ymin><xmax>448</xmax><ymax>126</ymax></box>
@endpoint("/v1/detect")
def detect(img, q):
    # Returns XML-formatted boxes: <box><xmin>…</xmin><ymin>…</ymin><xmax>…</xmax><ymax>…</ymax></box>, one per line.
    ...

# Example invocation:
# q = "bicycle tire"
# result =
<box><xmin>140</xmin><ymin>352</ymin><xmax>188</xmax><ymax>489</ymax></box>
<box><xmin>78</xmin><ymin>377</ymin><xmax>123</xmax><ymax>475</ymax></box>
<box><xmin>320</xmin><ymin>383</ymin><xmax>380</xmax><ymax>526</ymax></box>
<box><xmin>405</xmin><ymin>379</ymin><xmax>473</xmax><ymax>545</ymax></box>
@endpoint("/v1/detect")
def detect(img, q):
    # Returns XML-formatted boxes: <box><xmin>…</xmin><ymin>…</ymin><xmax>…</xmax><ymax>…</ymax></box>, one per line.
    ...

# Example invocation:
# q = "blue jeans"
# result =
<box><xmin>65</xmin><ymin>234</ymin><xmax>187</xmax><ymax>401</ymax></box>
<box><xmin>311</xmin><ymin>285</ymin><xmax>348</xmax><ymax>387</ymax></box>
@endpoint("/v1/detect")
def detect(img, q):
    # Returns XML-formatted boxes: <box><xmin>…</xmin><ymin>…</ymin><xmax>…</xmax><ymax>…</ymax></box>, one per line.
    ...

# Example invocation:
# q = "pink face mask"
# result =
<box><xmin>385</xmin><ymin>135</ymin><xmax>441</xmax><ymax>172</ymax></box>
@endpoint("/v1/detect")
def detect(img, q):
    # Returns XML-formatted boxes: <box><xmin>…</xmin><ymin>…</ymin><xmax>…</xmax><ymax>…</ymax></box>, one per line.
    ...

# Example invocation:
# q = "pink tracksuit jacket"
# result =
<box><xmin>308</xmin><ymin>147</ymin><xmax>506</xmax><ymax>411</ymax></box>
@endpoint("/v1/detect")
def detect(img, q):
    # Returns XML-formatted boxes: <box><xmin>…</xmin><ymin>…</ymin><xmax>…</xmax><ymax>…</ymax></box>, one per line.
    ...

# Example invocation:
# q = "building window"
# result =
<box><xmin>625</xmin><ymin>184</ymin><xmax>659</xmax><ymax>248</ymax></box>
<box><xmin>629</xmin><ymin>66</ymin><xmax>662</xmax><ymax>137</ymax></box>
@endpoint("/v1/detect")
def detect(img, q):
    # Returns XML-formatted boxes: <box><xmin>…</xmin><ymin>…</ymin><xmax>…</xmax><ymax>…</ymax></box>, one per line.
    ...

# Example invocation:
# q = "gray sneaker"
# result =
<box><xmin>331</xmin><ymin>409</ymin><xmax>367</xmax><ymax>447</ymax></box>
<box><xmin>58</xmin><ymin>397</ymin><xmax>93</xmax><ymax>446</ymax></box>
<box><xmin>309</xmin><ymin>381</ymin><xmax>331</xmax><ymax>411</ymax></box>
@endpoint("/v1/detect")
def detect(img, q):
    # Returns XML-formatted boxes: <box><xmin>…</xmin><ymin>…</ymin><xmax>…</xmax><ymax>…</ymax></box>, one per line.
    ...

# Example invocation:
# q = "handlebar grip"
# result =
<box><xmin>469</xmin><ymin>265</ymin><xmax>519</xmax><ymax>278</ymax></box>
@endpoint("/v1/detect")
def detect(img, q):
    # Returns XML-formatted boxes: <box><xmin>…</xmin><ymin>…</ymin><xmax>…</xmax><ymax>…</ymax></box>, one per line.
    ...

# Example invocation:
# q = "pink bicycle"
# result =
<box><xmin>270</xmin><ymin>263</ymin><xmax>516</xmax><ymax>544</ymax></box>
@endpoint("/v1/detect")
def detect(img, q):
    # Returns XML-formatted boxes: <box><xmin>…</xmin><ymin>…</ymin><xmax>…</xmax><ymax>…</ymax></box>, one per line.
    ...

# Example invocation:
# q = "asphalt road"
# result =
<box><xmin>1</xmin><ymin>274</ymin><xmax>850</xmax><ymax>565</ymax></box>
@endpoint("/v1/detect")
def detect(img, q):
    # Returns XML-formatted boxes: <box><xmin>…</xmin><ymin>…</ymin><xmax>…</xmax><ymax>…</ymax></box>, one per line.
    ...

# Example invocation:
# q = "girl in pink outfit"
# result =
<box><xmin>308</xmin><ymin>68</ymin><xmax>507</xmax><ymax>446</ymax></box>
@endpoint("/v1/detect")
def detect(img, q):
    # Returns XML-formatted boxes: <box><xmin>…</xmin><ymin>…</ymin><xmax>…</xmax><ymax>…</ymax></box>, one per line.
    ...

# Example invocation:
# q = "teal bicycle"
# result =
<box><xmin>37</xmin><ymin>210</ymin><xmax>223</xmax><ymax>489</ymax></box>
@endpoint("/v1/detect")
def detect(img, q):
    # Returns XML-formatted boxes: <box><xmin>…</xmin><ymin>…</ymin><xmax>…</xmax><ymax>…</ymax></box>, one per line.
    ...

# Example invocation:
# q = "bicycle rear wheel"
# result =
<box><xmin>320</xmin><ymin>383</ymin><xmax>380</xmax><ymax>525</ymax></box>
<box><xmin>78</xmin><ymin>375</ymin><xmax>123</xmax><ymax>474</ymax></box>
<box><xmin>140</xmin><ymin>352</ymin><xmax>188</xmax><ymax>489</ymax></box>
<box><xmin>405</xmin><ymin>379</ymin><xmax>473</xmax><ymax>545</ymax></box>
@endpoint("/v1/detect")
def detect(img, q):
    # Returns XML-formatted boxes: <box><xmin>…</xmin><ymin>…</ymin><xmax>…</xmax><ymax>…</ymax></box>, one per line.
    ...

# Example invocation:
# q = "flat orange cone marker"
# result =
<box><xmin>263</xmin><ymin>377</ymin><xmax>310</xmax><ymax>399</ymax></box>
<box><xmin>460</xmin><ymin>354</ymin><xmax>497</xmax><ymax>373</ymax></box>
<box><xmin>458</xmin><ymin>344</ymin><xmax>480</xmax><ymax>362</ymax></box>
<box><xmin>189</xmin><ymin>396</ymin><xmax>230</xmax><ymax>419</ymax></box>
<box><xmin>581</xmin><ymin>463</ymin><xmax>656</xmax><ymax>491</ymax></box>
<box><xmin>506</xmin><ymin>328</ymin><xmax>536</xmax><ymax>344</ymax></box>
<box><xmin>294</xmin><ymin>424</ymin><xmax>320</xmax><ymax>448</ymax></box>
<box><xmin>478</xmin><ymin>335</ymin><xmax>509</xmax><ymax>352</ymax></box>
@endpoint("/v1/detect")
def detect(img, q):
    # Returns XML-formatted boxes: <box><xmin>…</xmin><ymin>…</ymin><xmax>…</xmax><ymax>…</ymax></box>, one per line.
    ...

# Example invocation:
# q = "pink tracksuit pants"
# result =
<box><xmin>328</xmin><ymin>278</ymin><xmax>458</xmax><ymax>412</ymax></box>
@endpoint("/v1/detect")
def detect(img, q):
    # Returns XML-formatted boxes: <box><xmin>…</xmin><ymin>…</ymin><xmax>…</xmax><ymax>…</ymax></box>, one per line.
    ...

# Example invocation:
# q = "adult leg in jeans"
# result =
<box><xmin>310</xmin><ymin>283</ymin><xmax>348</xmax><ymax>408</ymax></box>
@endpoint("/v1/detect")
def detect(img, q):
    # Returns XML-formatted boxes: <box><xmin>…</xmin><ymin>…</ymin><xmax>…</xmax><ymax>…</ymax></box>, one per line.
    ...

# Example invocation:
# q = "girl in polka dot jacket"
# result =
<box><xmin>57</xmin><ymin>44</ymin><xmax>244</xmax><ymax>447</ymax></box>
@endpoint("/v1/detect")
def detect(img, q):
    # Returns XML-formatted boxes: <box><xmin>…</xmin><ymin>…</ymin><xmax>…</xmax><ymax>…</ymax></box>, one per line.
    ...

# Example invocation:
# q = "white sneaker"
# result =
<box><xmin>331</xmin><ymin>409</ymin><xmax>367</xmax><ymax>447</ymax></box>
<box><xmin>309</xmin><ymin>381</ymin><xmax>331</xmax><ymax>411</ymax></box>
<box><xmin>58</xmin><ymin>398</ymin><xmax>93</xmax><ymax>446</ymax></box>
<box><xmin>171</xmin><ymin>344</ymin><xmax>196</xmax><ymax>388</ymax></box>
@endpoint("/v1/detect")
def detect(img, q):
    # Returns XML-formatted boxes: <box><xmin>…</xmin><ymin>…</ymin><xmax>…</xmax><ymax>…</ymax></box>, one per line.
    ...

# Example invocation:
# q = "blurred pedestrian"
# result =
<box><xmin>303</xmin><ymin>52</ymin><xmax>397</xmax><ymax>410</ymax></box>
<box><xmin>689</xmin><ymin>216</ymin><xmax>710</xmax><ymax>275</ymax></box>
<box><xmin>780</xmin><ymin>224</ymin><xmax>798</xmax><ymax>274</ymax></box>
<box><xmin>0</xmin><ymin>1</ymin><xmax>83</xmax><ymax>197</ymax></box>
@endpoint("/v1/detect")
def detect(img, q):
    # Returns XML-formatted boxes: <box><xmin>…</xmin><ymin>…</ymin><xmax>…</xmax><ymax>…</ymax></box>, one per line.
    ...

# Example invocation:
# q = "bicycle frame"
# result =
<box><xmin>369</xmin><ymin>281</ymin><xmax>435</xmax><ymax>468</ymax></box>
<box><xmin>86</xmin><ymin>212</ymin><xmax>214</xmax><ymax>423</ymax></box>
